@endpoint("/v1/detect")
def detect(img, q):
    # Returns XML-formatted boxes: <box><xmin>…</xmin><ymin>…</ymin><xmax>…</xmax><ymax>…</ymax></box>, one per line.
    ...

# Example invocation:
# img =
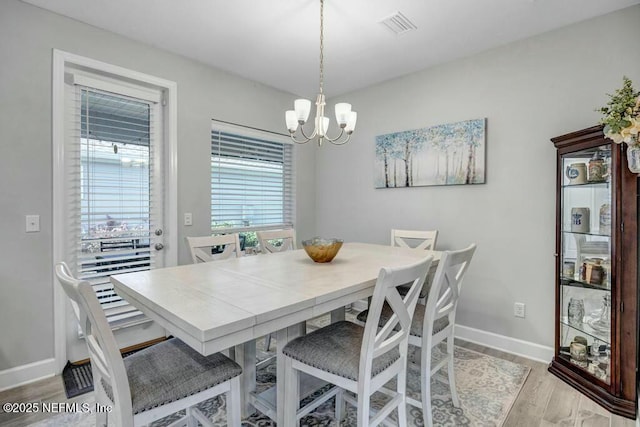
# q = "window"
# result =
<box><xmin>211</xmin><ymin>122</ymin><xmax>294</xmax><ymax>247</ymax></box>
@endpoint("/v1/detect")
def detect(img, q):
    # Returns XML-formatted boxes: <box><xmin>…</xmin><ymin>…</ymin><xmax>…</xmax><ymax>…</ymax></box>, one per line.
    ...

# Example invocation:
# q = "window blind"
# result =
<box><xmin>66</xmin><ymin>84</ymin><xmax>158</xmax><ymax>329</ymax></box>
<box><xmin>211</xmin><ymin>126</ymin><xmax>294</xmax><ymax>233</ymax></box>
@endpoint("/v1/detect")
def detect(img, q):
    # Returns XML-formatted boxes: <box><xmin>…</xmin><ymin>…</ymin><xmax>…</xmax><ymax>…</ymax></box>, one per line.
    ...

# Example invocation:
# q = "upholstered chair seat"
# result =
<box><xmin>102</xmin><ymin>338</ymin><xmax>241</xmax><ymax>415</ymax></box>
<box><xmin>282</xmin><ymin>321</ymin><xmax>399</xmax><ymax>381</ymax></box>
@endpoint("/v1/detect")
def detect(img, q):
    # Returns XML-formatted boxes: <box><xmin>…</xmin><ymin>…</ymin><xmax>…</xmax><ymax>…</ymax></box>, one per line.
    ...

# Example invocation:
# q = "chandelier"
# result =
<box><xmin>285</xmin><ymin>0</ymin><xmax>357</xmax><ymax>146</ymax></box>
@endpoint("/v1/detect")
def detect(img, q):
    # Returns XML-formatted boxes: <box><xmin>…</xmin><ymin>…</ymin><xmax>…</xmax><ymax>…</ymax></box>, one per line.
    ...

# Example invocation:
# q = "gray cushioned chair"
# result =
<box><xmin>281</xmin><ymin>256</ymin><xmax>433</xmax><ymax>427</ymax></box>
<box><xmin>55</xmin><ymin>262</ymin><xmax>242</xmax><ymax>427</ymax></box>
<box><xmin>356</xmin><ymin>244</ymin><xmax>476</xmax><ymax>427</ymax></box>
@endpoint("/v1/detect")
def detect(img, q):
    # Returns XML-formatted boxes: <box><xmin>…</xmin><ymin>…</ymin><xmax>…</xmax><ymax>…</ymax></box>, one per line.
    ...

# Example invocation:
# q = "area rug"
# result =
<box><xmin>29</xmin><ymin>344</ymin><xmax>529</xmax><ymax>426</ymax></box>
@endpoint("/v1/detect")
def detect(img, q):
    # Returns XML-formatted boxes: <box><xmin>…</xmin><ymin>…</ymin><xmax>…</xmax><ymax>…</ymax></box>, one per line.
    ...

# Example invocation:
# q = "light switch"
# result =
<box><xmin>184</xmin><ymin>213</ymin><xmax>193</xmax><ymax>226</ymax></box>
<box><xmin>26</xmin><ymin>215</ymin><xmax>40</xmax><ymax>232</ymax></box>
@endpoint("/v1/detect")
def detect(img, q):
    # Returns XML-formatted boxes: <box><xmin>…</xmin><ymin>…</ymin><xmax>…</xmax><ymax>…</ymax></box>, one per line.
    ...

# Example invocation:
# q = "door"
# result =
<box><xmin>62</xmin><ymin>72</ymin><xmax>167</xmax><ymax>360</ymax></box>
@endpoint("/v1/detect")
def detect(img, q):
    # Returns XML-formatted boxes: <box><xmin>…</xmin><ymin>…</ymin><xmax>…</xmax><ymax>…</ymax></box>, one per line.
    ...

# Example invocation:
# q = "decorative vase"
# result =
<box><xmin>626</xmin><ymin>143</ymin><xmax>640</xmax><ymax>174</ymax></box>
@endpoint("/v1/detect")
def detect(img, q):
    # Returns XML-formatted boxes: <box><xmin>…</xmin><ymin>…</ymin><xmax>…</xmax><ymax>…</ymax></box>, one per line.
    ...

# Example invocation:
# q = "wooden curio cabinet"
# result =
<box><xmin>548</xmin><ymin>125</ymin><xmax>637</xmax><ymax>418</ymax></box>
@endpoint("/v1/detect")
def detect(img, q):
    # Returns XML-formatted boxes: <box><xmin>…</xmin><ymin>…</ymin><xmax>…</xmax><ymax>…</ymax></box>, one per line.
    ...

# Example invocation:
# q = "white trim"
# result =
<box><xmin>52</xmin><ymin>49</ymin><xmax>178</xmax><ymax>374</ymax></box>
<box><xmin>68</xmin><ymin>72</ymin><xmax>162</xmax><ymax>103</ymax></box>
<box><xmin>0</xmin><ymin>359</ymin><xmax>56</xmax><ymax>392</ymax></box>
<box><xmin>455</xmin><ymin>324</ymin><xmax>554</xmax><ymax>363</ymax></box>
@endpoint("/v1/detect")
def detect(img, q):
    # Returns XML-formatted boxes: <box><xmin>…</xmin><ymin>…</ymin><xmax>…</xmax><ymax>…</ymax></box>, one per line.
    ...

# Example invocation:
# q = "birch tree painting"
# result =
<box><xmin>375</xmin><ymin>118</ymin><xmax>486</xmax><ymax>188</ymax></box>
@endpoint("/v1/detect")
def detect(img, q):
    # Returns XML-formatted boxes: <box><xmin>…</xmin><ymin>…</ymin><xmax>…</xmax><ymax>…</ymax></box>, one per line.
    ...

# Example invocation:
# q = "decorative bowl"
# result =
<box><xmin>302</xmin><ymin>237</ymin><xmax>343</xmax><ymax>263</ymax></box>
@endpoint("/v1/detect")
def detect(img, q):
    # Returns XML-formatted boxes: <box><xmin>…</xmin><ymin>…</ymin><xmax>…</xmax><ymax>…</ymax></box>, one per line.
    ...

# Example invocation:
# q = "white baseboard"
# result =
<box><xmin>455</xmin><ymin>324</ymin><xmax>554</xmax><ymax>364</ymax></box>
<box><xmin>0</xmin><ymin>358</ymin><xmax>57</xmax><ymax>392</ymax></box>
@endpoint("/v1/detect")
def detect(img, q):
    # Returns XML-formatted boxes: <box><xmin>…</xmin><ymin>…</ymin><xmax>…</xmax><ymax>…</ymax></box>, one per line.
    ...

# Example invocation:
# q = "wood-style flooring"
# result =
<box><xmin>0</xmin><ymin>339</ymin><xmax>636</xmax><ymax>427</ymax></box>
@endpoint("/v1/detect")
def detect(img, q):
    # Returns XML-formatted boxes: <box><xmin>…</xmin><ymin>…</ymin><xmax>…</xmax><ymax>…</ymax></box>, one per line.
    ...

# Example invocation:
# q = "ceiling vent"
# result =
<box><xmin>379</xmin><ymin>11</ymin><xmax>417</xmax><ymax>36</ymax></box>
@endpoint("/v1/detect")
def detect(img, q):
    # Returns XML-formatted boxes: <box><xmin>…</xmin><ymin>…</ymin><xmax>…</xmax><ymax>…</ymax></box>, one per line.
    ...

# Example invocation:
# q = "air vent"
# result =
<box><xmin>379</xmin><ymin>11</ymin><xmax>417</xmax><ymax>35</ymax></box>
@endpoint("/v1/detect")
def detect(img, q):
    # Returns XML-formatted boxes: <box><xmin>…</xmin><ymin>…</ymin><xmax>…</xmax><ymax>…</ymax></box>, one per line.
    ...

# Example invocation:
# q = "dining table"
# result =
<box><xmin>111</xmin><ymin>242</ymin><xmax>440</xmax><ymax>424</ymax></box>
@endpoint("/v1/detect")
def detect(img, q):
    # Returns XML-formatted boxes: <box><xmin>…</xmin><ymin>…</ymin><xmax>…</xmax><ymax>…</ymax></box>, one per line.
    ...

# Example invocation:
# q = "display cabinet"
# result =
<box><xmin>548</xmin><ymin>125</ymin><xmax>637</xmax><ymax>418</ymax></box>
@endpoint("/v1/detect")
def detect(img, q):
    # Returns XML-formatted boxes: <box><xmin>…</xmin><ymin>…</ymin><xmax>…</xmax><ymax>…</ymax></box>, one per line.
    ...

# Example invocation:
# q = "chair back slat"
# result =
<box><xmin>257</xmin><ymin>229</ymin><xmax>296</xmax><ymax>253</ymax></box>
<box><xmin>424</xmin><ymin>244</ymin><xmax>476</xmax><ymax>344</ymax></box>
<box><xmin>55</xmin><ymin>262</ymin><xmax>133</xmax><ymax>426</ymax></box>
<box><xmin>186</xmin><ymin>234</ymin><xmax>241</xmax><ymax>264</ymax></box>
<box><xmin>391</xmin><ymin>229</ymin><xmax>438</xmax><ymax>251</ymax></box>
<box><xmin>361</xmin><ymin>256</ymin><xmax>433</xmax><ymax>379</ymax></box>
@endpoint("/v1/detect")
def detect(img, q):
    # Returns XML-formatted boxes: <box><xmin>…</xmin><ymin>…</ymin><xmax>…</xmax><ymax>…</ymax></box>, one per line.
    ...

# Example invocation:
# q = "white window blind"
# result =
<box><xmin>211</xmin><ymin>124</ymin><xmax>294</xmax><ymax>233</ymax></box>
<box><xmin>66</xmin><ymin>84</ymin><xmax>159</xmax><ymax>329</ymax></box>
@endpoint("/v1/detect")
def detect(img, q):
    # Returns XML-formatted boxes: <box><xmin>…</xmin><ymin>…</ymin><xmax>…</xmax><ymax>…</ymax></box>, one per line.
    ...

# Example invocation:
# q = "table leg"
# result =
<box><xmin>330</xmin><ymin>307</ymin><xmax>345</xmax><ymax>323</ymax></box>
<box><xmin>236</xmin><ymin>341</ymin><xmax>257</xmax><ymax>418</ymax></box>
<box><xmin>277</xmin><ymin>322</ymin><xmax>305</xmax><ymax>426</ymax></box>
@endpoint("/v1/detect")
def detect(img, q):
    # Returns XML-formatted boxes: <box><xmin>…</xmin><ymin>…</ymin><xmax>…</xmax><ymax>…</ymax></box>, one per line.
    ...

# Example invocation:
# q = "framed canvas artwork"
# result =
<box><xmin>375</xmin><ymin>118</ymin><xmax>486</xmax><ymax>188</ymax></box>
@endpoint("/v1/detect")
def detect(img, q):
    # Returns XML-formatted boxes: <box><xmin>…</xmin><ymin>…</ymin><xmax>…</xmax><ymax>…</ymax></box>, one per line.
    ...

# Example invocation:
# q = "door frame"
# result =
<box><xmin>52</xmin><ymin>49</ymin><xmax>178</xmax><ymax>372</ymax></box>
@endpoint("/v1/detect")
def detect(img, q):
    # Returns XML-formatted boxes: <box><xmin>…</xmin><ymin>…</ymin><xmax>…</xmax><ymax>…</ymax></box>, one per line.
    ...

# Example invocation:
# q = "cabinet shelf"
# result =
<box><xmin>560</xmin><ymin>277</ymin><xmax>610</xmax><ymax>291</ymax></box>
<box><xmin>562</xmin><ymin>181</ymin><xmax>610</xmax><ymax>189</ymax></box>
<box><xmin>562</xmin><ymin>230</ymin><xmax>610</xmax><ymax>238</ymax></box>
<box><xmin>560</xmin><ymin>316</ymin><xmax>611</xmax><ymax>345</ymax></box>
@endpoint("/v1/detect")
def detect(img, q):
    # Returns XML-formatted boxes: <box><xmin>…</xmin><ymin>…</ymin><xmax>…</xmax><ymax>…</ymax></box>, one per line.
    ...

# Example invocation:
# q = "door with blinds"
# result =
<box><xmin>63</xmin><ymin>75</ymin><xmax>165</xmax><ymax>339</ymax></box>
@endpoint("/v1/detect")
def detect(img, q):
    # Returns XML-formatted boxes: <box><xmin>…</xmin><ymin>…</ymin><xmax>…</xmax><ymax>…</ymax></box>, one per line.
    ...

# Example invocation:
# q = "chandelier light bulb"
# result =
<box><xmin>335</xmin><ymin>103</ymin><xmax>352</xmax><ymax>127</ymax></box>
<box><xmin>294</xmin><ymin>99</ymin><xmax>311</xmax><ymax>123</ymax></box>
<box><xmin>345</xmin><ymin>112</ymin><xmax>357</xmax><ymax>134</ymax></box>
<box><xmin>285</xmin><ymin>110</ymin><xmax>299</xmax><ymax>132</ymax></box>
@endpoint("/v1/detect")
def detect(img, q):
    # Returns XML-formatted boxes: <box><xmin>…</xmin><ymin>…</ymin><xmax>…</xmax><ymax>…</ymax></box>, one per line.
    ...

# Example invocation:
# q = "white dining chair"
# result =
<box><xmin>357</xmin><ymin>243</ymin><xmax>476</xmax><ymax>427</ymax></box>
<box><xmin>256</xmin><ymin>229</ymin><xmax>296</xmax><ymax>253</ymax></box>
<box><xmin>186</xmin><ymin>233</ymin><xmax>241</xmax><ymax>264</ymax></box>
<box><xmin>54</xmin><ymin>262</ymin><xmax>242</xmax><ymax>427</ymax></box>
<box><xmin>281</xmin><ymin>256</ymin><xmax>433</xmax><ymax>427</ymax></box>
<box><xmin>391</xmin><ymin>228</ymin><xmax>438</xmax><ymax>251</ymax></box>
<box><xmin>255</xmin><ymin>228</ymin><xmax>297</xmax><ymax>353</ymax></box>
<box><xmin>391</xmin><ymin>229</ymin><xmax>439</xmax><ymax>303</ymax></box>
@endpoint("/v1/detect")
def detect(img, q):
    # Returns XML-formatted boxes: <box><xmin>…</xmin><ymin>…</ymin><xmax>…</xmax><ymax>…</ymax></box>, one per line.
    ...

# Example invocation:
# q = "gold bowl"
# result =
<box><xmin>302</xmin><ymin>237</ymin><xmax>343</xmax><ymax>263</ymax></box>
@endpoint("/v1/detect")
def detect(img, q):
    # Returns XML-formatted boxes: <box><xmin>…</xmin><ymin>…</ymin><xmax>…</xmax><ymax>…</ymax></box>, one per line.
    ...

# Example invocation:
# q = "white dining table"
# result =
<box><xmin>111</xmin><ymin>242</ymin><xmax>440</xmax><ymax>424</ymax></box>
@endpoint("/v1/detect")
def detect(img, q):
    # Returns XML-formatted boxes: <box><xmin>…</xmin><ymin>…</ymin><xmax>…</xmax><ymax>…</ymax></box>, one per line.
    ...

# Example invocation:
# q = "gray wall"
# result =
<box><xmin>0</xmin><ymin>0</ymin><xmax>316</xmax><ymax>370</ymax></box>
<box><xmin>316</xmin><ymin>6</ymin><xmax>640</xmax><ymax>348</ymax></box>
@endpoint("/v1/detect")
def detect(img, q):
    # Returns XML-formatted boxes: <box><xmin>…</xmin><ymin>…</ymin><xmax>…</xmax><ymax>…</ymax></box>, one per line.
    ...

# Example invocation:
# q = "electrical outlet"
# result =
<box><xmin>514</xmin><ymin>302</ymin><xmax>526</xmax><ymax>318</ymax></box>
<box><xmin>184</xmin><ymin>213</ymin><xmax>193</xmax><ymax>226</ymax></box>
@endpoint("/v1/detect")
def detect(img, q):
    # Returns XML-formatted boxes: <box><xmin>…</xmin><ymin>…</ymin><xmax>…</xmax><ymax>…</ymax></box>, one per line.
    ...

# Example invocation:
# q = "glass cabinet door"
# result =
<box><xmin>559</xmin><ymin>144</ymin><xmax>611</xmax><ymax>384</ymax></box>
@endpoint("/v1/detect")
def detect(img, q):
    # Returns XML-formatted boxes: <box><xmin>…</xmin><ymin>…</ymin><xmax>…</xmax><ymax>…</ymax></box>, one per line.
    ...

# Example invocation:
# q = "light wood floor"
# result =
<box><xmin>0</xmin><ymin>339</ymin><xmax>635</xmax><ymax>427</ymax></box>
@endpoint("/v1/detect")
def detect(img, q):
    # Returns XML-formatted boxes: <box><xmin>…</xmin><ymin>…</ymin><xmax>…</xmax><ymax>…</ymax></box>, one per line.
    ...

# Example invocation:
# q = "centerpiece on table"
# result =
<box><xmin>598</xmin><ymin>76</ymin><xmax>640</xmax><ymax>173</ymax></box>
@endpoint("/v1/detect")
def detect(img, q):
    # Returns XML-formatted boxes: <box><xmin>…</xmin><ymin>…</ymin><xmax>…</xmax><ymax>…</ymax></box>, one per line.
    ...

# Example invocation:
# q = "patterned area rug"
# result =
<box><xmin>29</xmin><ymin>344</ymin><xmax>529</xmax><ymax>427</ymax></box>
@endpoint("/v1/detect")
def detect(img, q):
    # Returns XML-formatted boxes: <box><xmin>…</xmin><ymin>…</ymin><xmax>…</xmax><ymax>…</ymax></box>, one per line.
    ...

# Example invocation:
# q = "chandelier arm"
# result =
<box><xmin>322</xmin><ymin>127</ymin><xmax>346</xmax><ymax>143</ymax></box>
<box><xmin>289</xmin><ymin>133</ymin><xmax>312</xmax><ymax>144</ymax></box>
<box><xmin>299</xmin><ymin>122</ymin><xmax>318</xmax><ymax>141</ymax></box>
<box><xmin>329</xmin><ymin>132</ymin><xmax>352</xmax><ymax>146</ymax></box>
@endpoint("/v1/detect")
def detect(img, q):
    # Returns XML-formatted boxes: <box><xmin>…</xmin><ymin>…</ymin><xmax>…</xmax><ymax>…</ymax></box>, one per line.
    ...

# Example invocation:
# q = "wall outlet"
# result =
<box><xmin>184</xmin><ymin>212</ymin><xmax>193</xmax><ymax>226</ymax></box>
<box><xmin>514</xmin><ymin>302</ymin><xmax>526</xmax><ymax>318</ymax></box>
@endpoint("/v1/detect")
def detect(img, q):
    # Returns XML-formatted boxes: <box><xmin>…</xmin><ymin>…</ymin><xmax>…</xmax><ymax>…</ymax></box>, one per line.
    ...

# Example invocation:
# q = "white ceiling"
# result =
<box><xmin>21</xmin><ymin>0</ymin><xmax>640</xmax><ymax>97</ymax></box>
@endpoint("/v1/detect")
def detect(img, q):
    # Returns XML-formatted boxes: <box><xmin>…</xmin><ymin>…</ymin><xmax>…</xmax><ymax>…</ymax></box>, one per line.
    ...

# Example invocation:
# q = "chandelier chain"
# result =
<box><xmin>319</xmin><ymin>0</ymin><xmax>324</xmax><ymax>95</ymax></box>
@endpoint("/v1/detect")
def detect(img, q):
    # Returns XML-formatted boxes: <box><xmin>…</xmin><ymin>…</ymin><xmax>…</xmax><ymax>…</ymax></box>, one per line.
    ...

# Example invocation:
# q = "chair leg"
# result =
<box><xmin>396</xmin><ymin>366</ymin><xmax>408</xmax><ymax>427</ymax></box>
<box><xmin>265</xmin><ymin>333</ymin><xmax>272</xmax><ymax>351</ymax></box>
<box><xmin>186</xmin><ymin>407</ymin><xmax>197</xmax><ymax>427</ymax></box>
<box><xmin>335</xmin><ymin>388</ymin><xmax>345</xmax><ymax>424</ymax></box>
<box><xmin>446</xmin><ymin>337</ymin><xmax>459</xmax><ymax>407</ymax></box>
<box><xmin>356</xmin><ymin>393</ymin><xmax>370</xmax><ymax>427</ymax></box>
<box><xmin>283</xmin><ymin>356</ymin><xmax>299</xmax><ymax>427</ymax></box>
<box><xmin>421</xmin><ymin>343</ymin><xmax>434</xmax><ymax>427</ymax></box>
<box><xmin>227</xmin><ymin>377</ymin><xmax>242</xmax><ymax>427</ymax></box>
